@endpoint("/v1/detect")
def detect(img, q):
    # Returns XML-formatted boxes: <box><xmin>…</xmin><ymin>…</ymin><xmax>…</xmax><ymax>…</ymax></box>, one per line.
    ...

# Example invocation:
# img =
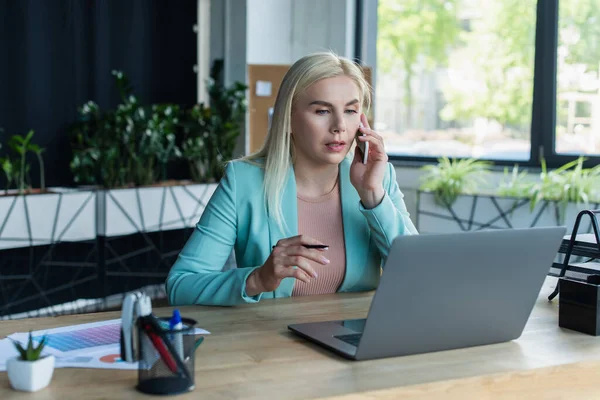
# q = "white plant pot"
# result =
<box><xmin>417</xmin><ymin>191</ymin><xmax>597</xmax><ymax>234</ymax></box>
<box><xmin>96</xmin><ymin>183</ymin><xmax>218</xmax><ymax>237</ymax></box>
<box><xmin>7</xmin><ymin>355</ymin><xmax>55</xmax><ymax>392</ymax></box>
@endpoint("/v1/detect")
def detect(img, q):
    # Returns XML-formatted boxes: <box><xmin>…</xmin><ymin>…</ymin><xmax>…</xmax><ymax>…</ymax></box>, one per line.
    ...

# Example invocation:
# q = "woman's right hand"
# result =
<box><xmin>245</xmin><ymin>235</ymin><xmax>330</xmax><ymax>297</ymax></box>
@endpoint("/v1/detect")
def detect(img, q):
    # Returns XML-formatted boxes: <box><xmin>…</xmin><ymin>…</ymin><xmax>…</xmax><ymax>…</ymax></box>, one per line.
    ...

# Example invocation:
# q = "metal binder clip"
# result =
<box><xmin>120</xmin><ymin>292</ymin><xmax>152</xmax><ymax>362</ymax></box>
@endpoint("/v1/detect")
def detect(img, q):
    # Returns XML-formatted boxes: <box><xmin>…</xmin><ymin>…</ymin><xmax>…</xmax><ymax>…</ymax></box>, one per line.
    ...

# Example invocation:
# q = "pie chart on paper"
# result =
<box><xmin>99</xmin><ymin>354</ymin><xmax>124</xmax><ymax>363</ymax></box>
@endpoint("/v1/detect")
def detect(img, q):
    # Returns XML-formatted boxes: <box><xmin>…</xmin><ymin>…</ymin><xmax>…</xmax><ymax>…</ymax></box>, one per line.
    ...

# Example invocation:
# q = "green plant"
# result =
<box><xmin>181</xmin><ymin>61</ymin><xmax>247</xmax><ymax>183</ymax></box>
<box><xmin>70</xmin><ymin>71</ymin><xmax>183</xmax><ymax>188</ymax></box>
<box><xmin>0</xmin><ymin>157</ymin><xmax>18</xmax><ymax>195</ymax></box>
<box><xmin>28</xmin><ymin>143</ymin><xmax>45</xmax><ymax>192</ymax></box>
<box><xmin>420</xmin><ymin>157</ymin><xmax>492</xmax><ymax>206</ymax></box>
<box><xmin>182</xmin><ymin>134</ymin><xmax>207</xmax><ymax>183</ymax></box>
<box><xmin>497</xmin><ymin>164</ymin><xmax>535</xmax><ymax>198</ymax></box>
<box><xmin>146</xmin><ymin>104</ymin><xmax>182</xmax><ymax>182</ymax></box>
<box><xmin>11</xmin><ymin>332</ymin><xmax>47</xmax><ymax>361</ymax></box>
<box><xmin>70</xmin><ymin>101</ymin><xmax>109</xmax><ymax>186</ymax></box>
<box><xmin>0</xmin><ymin>130</ymin><xmax>45</xmax><ymax>194</ymax></box>
<box><xmin>8</xmin><ymin>130</ymin><xmax>34</xmax><ymax>193</ymax></box>
<box><xmin>529</xmin><ymin>157</ymin><xmax>600</xmax><ymax>220</ymax></box>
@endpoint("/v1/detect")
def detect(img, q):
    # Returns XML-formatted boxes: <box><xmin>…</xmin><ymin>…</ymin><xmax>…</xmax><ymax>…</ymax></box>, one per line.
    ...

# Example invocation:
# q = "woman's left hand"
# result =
<box><xmin>350</xmin><ymin>113</ymin><xmax>388</xmax><ymax>209</ymax></box>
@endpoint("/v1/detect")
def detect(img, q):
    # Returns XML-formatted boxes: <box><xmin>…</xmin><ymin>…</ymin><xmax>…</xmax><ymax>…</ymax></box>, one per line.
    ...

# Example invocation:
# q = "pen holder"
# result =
<box><xmin>136</xmin><ymin>316</ymin><xmax>198</xmax><ymax>395</ymax></box>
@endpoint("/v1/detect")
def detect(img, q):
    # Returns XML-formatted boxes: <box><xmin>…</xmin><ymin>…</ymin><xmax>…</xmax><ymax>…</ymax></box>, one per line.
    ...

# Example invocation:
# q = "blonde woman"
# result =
<box><xmin>167</xmin><ymin>52</ymin><xmax>417</xmax><ymax>306</ymax></box>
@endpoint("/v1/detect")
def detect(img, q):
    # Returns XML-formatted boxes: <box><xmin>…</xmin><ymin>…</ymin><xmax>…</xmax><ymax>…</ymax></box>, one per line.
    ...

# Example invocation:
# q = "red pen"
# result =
<box><xmin>140</xmin><ymin>319</ymin><xmax>178</xmax><ymax>373</ymax></box>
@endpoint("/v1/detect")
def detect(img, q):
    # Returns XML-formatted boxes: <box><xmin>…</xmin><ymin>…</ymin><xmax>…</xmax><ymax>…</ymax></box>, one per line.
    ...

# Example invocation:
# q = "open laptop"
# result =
<box><xmin>288</xmin><ymin>226</ymin><xmax>566</xmax><ymax>361</ymax></box>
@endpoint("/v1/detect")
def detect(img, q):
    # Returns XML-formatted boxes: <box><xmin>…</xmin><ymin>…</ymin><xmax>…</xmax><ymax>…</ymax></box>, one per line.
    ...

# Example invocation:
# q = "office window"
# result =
<box><xmin>376</xmin><ymin>0</ymin><xmax>537</xmax><ymax>161</ymax></box>
<box><xmin>555</xmin><ymin>0</ymin><xmax>600</xmax><ymax>156</ymax></box>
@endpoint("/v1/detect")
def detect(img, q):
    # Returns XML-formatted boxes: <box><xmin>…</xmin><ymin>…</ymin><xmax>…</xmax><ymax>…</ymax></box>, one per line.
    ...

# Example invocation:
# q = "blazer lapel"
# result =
<box><xmin>268</xmin><ymin>165</ymin><xmax>298</xmax><ymax>298</ymax></box>
<box><xmin>338</xmin><ymin>158</ymin><xmax>370</xmax><ymax>292</ymax></box>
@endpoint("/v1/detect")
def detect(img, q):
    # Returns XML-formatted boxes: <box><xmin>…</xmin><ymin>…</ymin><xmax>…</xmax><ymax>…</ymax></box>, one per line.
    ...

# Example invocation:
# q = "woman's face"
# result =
<box><xmin>291</xmin><ymin>75</ymin><xmax>362</xmax><ymax>167</ymax></box>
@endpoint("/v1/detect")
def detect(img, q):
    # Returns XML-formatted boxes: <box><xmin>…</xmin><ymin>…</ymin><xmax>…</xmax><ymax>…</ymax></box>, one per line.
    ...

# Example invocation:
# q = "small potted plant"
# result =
<box><xmin>7</xmin><ymin>332</ymin><xmax>54</xmax><ymax>392</ymax></box>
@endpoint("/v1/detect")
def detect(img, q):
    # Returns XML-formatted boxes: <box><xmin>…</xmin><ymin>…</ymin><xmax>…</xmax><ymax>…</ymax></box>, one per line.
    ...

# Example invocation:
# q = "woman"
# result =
<box><xmin>167</xmin><ymin>52</ymin><xmax>417</xmax><ymax>306</ymax></box>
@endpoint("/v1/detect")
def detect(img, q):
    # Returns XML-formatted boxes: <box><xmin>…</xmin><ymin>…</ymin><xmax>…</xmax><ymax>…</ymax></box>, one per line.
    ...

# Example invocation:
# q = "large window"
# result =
<box><xmin>375</xmin><ymin>0</ymin><xmax>600</xmax><ymax>167</ymax></box>
<box><xmin>555</xmin><ymin>0</ymin><xmax>600</xmax><ymax>156</ymax></box>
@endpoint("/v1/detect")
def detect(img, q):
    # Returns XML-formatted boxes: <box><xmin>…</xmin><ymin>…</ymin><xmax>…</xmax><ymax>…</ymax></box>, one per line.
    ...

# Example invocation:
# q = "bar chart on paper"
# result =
<box><xmin>29</xmin><ymin>319</ymin><xmax>208</xmax><ymax>353</ymax></box>
<box><xmin>34</xmin><ymin>323</ymin><xmax>121</xmax><ymax>352</ymax></box>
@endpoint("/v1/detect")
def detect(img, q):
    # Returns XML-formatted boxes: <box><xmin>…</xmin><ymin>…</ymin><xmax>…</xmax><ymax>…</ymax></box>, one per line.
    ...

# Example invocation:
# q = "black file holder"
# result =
<box><xmin>558</xmin><ymin>276</ymin><xmax>600</xmax><ymax>336</ymax></box>
<box><xmin>548</xmin><ymin>209</ymin><xmax>600</xmax><ymax>300</ymax></box>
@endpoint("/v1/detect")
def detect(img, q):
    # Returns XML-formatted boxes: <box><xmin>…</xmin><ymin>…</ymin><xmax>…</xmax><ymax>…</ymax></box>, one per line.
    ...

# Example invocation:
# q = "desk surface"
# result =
<box><xmin>1</xmin><ymin>278</ymin><xmax>599</xmax><ymax>399</ymax></box>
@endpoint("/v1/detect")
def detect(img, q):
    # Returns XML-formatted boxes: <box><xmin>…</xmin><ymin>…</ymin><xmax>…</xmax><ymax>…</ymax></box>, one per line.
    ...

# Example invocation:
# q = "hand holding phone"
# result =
<box><xmin>355</xmin><ymin>123</ymin><xmax>369</xmax><ymax>164</ymax></box>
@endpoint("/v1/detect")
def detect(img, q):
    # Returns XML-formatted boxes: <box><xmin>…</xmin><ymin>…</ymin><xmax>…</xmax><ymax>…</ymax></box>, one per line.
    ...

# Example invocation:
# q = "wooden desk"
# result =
<box><xmin>1</xmin><ymin>278</ymin><xmax>599</xmax><ymax>399</ymax></box>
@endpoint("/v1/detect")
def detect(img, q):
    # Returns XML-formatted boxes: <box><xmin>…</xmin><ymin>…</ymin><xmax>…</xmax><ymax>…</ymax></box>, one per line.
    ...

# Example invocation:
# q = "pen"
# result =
<box><xmin>193</xmin><ymin>336</ymin><xmax>204</xmax><ymax>352</ymax></box>
<box><xmin>169</xmin><ymin>309</ymin><xmax>184</xmax><ymax>362</ymax></box>
<box><xmin>185</xmin><ymin>337</ymin><xmax>205</xmax><ymax>363</ymax></box>
<box><xmin>272</xmin><ymin>244</ymin><xmax>329</xmax><ymax>250</ymax></box>
<box><xmin>140</xmin><ymin>317</ymin><xmax>178</xmax><ymax>373</ymax></box>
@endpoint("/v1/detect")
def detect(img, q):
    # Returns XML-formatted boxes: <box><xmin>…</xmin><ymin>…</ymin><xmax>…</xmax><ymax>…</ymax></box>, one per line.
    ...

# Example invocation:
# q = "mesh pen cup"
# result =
<box><xmin>136</xmin><ymin>316</ymin><xmax>197</xmax><ymax>395</ymax></box>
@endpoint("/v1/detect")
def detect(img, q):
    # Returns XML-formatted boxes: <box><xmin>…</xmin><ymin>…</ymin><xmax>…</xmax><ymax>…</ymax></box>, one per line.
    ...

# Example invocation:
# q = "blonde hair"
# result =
<box><xmin>241</xmin><ymin>51</ymin><xmax>372</xmax><ymax>233</ymax></box>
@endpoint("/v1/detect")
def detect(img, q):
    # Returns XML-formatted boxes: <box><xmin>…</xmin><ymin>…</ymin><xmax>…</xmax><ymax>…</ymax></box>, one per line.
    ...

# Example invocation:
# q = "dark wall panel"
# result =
<box><xmin>0</xmin><ymin>0</ymin><xmax>197</xmax><ymax>187</ymax></box>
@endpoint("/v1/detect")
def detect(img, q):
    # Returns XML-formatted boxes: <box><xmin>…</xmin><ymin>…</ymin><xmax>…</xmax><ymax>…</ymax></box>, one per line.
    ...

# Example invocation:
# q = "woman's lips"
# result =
<box><xmin>325</xmin><ymin>142</ymin><xmax>346</xmax><ymax>152</ymax></box>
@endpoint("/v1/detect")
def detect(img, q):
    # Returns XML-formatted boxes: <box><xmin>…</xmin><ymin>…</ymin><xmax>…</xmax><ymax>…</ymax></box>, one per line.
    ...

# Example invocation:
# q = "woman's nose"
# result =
<box><xmin>331</xmin><ymin>113</ymin><xmax>346</xmax><ymax>133</ymax></box>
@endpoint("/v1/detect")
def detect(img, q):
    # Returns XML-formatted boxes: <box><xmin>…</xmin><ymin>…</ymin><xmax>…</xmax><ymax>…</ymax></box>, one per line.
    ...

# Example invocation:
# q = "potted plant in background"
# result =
<box><xmin>70</xmin><ymin>64</ymin><xmax>247</xmax><ymax>237</ymax></box>
<box><xmin>181</xmin><ymin>60</ymin><xmax>247</xmax><ymax>183</ymax></box>
<box><xmin>7</xmin><ymin>332</ymin><xmax>54</xmax><ymax>392</ymax></box>
<box><xmin>419</xmin><ymin>157</ymin><xmax>491</xmax><ymax>206</ymax></box>
<box><xmin>70</xmin><ymin>70</ymin><xmax>198</xmax><ymax>237</ymax></box>
<box><xmin>417</xmin><ymin>156</ymin><xmax>600</xmax><ymax>234</ymax></box>
<box><xmin>0</xmin><ymin>129</ymin><xmax>96</xmax><ymax>251</ymax></box>
<box><xmin>69</xmin><ymin>70</ymin><xmax>183</xmax><ymax>190</ymax></box>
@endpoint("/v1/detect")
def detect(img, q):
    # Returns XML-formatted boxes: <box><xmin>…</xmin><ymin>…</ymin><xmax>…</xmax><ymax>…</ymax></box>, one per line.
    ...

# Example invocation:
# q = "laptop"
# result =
<box><xmin>288</xmin><ymin>226</ymin><xmax>566</xmax><ymax>361</ymax></box>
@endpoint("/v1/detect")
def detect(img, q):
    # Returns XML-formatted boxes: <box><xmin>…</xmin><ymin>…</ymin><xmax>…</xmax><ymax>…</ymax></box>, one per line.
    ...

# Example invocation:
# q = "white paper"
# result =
<box><xmin>0</xmin><ymin>338</ymin><xmax>19</xmax><ymax>370</ymax></box>
<box><xmin>1</xmin><ymin>318</ymin><xmax>209</xmax><ymax>370</ymax></box>
<box><xmin>54</xmin><ymin>347</ymin><xmax>138</xmax><ymax>370</ymax></box>
<box><xmin>256</xmin><ymin>80</ymin><xmax>272</xmax><ymax>97</ymax></box>
<box><xmin>0</xmin><ymin>341</ymin><xmax>138</xmax><ymax>371</ymax></box>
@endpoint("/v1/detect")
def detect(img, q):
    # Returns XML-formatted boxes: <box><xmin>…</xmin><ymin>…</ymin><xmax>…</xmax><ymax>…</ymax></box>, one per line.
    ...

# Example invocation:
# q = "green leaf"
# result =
<box><xmin>31</xmin><ymin>336</ymin><xmax>47</xmax><ymax>360</ymax></box>
<box><xmin>10</xmin><ymin>338</ymin><xmax>28</xmax><ymax>360</ymax></box>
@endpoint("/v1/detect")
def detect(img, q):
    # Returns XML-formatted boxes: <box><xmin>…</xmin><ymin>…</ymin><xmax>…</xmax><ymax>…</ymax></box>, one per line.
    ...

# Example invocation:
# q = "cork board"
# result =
<box><xmin>248</xmin><ymin>65</ymin><xmax>373</xmax><ymax>154</ymax></box>
<box><xmin>248</xmin><ymin>65</ymin><xmax>289</xmax><ymax>154</ymax></box>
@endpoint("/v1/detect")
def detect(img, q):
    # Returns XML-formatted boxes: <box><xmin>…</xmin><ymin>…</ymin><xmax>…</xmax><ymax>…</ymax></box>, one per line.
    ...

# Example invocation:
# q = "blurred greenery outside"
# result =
<box><xmin>376</xmin><ymin>0</ymin><xmax>600</xmax><ymax>160</ymax></box>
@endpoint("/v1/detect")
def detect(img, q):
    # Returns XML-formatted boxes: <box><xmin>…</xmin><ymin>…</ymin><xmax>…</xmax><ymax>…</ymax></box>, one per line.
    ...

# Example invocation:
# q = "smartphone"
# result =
<box><xmin>355</xmin><ymin>130</ymin><xmax>369</xmax><ymax>164</ymax></box>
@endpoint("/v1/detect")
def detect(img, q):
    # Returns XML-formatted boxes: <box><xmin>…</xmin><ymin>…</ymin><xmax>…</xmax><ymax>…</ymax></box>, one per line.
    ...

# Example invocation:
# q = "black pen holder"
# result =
<box><xmin>559</xmin><ymin>276</ymin><xmax>600</xmax><ymax>336</ymax></box>
<box><xmin>136</xmin><ymin>316</ymin><xmax>198</xmax><ymax>395</ymax></box>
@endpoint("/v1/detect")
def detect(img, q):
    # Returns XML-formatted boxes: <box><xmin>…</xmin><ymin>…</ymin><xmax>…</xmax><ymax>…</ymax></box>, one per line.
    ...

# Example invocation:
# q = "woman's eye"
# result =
<box><xmin>345</xmin><ymin>109</ymin><xmax>358</xmax><ymax>114</ymax></box>
<box><xmin>316</xmin><ymin>110</ymin><xmax>329</xmax><ymax>115</ymax></box>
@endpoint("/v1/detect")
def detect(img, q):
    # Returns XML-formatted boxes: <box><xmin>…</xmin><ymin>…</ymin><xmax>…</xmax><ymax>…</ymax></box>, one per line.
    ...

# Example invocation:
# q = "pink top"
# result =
<box><xmin>292</xmin><ymin>180</ymin><xmax>346</xmax><ymax>296</ymax></box>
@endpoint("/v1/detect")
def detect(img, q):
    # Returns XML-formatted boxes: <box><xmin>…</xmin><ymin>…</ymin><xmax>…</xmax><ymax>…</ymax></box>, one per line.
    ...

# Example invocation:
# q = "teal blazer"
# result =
<box><xmin>166</xmin><ymin>157</ymin><xmax>417</xmax><ymax>306</ymax></box>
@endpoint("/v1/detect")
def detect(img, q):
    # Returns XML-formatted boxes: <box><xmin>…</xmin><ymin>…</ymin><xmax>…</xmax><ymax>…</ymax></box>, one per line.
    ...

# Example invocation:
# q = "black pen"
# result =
<box><xmin>272</xmin><ymin>244</ymin><xmax>329</xmax><ymax>249</ymax></box>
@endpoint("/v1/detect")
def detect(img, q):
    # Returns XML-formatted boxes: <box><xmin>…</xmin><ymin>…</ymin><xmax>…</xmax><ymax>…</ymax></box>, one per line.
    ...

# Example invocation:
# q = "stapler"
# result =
<box><xmin>120</xmin><ymin>292</ymin><xmax>152</xmax><ymax>362</ymax></box>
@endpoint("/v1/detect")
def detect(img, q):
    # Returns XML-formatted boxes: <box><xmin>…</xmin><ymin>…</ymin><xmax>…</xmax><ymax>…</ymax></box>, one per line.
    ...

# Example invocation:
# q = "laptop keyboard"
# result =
<box><xmin>334</xmin><ymin>333</ymin><xmax>362</xmax><ymax>347</ymax></box>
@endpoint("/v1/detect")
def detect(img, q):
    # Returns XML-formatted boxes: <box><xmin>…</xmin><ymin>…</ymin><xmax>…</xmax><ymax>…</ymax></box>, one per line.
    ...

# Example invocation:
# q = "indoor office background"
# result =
<box><xmin>0</xmin><ymin>0</ymin><xmax>598</xmax><ymax>319</ymax></box>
